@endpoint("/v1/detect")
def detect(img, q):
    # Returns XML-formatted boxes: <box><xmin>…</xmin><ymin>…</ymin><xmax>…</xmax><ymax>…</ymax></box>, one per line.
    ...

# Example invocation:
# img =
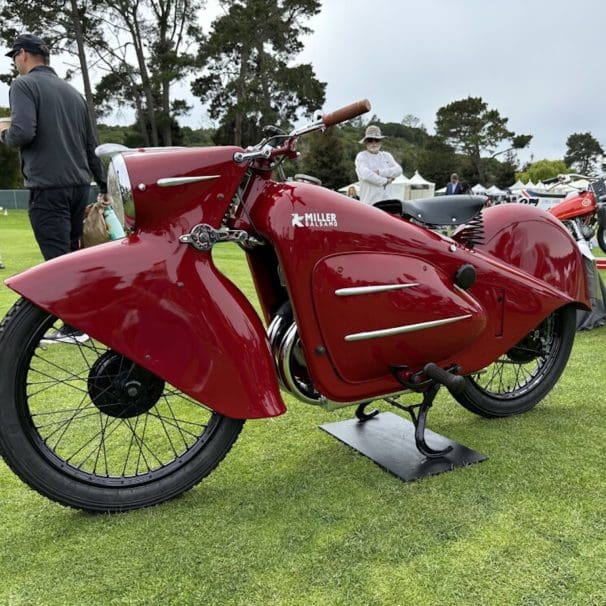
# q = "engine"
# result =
<box><xmin>267</xmin><ymin>308</ymin><xmax>324</xmax><ymax>405</ymax></box>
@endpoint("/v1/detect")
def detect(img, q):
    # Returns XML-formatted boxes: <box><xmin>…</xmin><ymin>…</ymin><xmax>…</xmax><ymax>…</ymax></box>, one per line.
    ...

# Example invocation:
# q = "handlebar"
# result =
<box><xmin>322</xmin><ymin>99</ymin><xmax>372</xmax><ymax>127</ymax></box>
<box><xmin>235</xmin><ymin>99</ymin><xmax>372</xmax><ymax>165</ymax></box>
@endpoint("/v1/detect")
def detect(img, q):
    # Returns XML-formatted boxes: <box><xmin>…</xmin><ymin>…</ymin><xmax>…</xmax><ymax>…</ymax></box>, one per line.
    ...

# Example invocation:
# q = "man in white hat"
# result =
<box><xmin>354</xmin><ymin>124</ymin><xmax>402</xmax><ymax>205</ymax></box>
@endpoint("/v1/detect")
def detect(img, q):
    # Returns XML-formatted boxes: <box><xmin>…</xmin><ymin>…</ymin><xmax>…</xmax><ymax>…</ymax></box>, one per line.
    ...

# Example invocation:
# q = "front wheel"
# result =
<box><xmin>0</xmin><ymin>299</ymin><xmax>244</xmax><ymax>512</ymax></box>
<box><xmin>451</xmin><ymin>305</ymin><xmax>576</xmax><ymax>418</ymax></box>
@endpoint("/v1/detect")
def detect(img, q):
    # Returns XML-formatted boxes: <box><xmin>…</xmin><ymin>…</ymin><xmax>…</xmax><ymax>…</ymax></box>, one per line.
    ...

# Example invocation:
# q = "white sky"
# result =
<box><xmin>1</xmin><ymin>0</ymin><xmax>605</xmax><ymax>164</ymax></box>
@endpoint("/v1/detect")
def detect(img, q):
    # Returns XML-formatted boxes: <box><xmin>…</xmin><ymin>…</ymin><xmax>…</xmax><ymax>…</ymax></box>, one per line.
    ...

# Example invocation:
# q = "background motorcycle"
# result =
<box><xmin>547</xmin><ymin>177</ymin><xmax>606</xmax><ymax>256</ymax></box>
<box><xmin>0</xmin><ymin>100</ymin><xmax>590</xmax><ymax>512</ymax></box>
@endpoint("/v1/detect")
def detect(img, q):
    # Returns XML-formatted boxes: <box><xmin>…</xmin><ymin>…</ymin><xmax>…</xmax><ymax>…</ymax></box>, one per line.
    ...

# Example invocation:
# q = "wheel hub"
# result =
<box><xmin>506</xmin><ymin>327</ymin><xmax>546</xmax><ymax>364</ymax></box>
<box><xmin>88</xmin><ymin>351</ymin><xmax>165</xmax><ymax>418</ymax></box>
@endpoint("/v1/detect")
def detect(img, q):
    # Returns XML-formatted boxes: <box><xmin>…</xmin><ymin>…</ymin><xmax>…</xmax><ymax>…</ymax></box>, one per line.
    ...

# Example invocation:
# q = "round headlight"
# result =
<box><xmin>107</xmin><ymin>154</ymin><xmax>134</xmax><ymax>224</ymax></box>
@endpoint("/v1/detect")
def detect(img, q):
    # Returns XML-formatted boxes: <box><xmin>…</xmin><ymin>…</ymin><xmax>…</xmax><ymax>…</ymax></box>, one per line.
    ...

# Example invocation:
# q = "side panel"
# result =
<box><xmin>6</xmin><ymin>233</ymin><xmax>285</xmax><ymax>420</ymax></box>
<box><xmin>312</xmin><ymin>253</ymin><xmax>486</xmax><ymax>382</ymax></box>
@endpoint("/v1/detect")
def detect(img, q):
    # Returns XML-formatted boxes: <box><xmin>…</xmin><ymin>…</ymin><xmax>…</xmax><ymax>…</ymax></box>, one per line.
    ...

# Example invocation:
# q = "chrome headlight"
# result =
<box><xmin>107</xmin><ymin>154</ymin><xmax>134</xmax><ymax>223</ymax></box>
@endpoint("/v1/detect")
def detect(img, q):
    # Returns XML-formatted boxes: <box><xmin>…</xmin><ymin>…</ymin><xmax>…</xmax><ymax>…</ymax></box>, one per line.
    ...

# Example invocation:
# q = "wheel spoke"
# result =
<box><xmin>470</xmin><ymin>314</ymin><xmax>561</xmax><ymax>400</ymax></box>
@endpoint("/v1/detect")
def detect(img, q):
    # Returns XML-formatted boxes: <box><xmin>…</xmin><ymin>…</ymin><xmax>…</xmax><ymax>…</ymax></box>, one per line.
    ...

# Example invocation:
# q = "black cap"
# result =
<box><xmin>5</xmin><ymin>34</ymin><xmax>50</xmax><ymax>58</ymax></box>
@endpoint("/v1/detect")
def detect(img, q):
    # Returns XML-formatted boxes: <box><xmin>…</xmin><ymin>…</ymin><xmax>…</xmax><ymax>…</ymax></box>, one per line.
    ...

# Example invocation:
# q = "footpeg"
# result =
<box><xmin>423</xmin><ymin>363</ymin><xmax>465</xmax><ymax>394</ymax></box>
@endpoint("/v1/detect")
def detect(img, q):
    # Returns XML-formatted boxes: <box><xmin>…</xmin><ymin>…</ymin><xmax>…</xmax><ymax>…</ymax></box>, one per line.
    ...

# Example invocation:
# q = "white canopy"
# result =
<box><xmin>472</xmin><ymin>184</ymin><xmax>487</xmax><ymax>194</ymax></box>
<box><xmin>409</xmin><ymin>170</ymin><xmax>433</xmax><ymax>186</ymax></box>
<box><xmin>509</xmin><ymin>179</ymin><xmax>526</xmax><ymax>192</ymax></box>
<box><xmin>486</xmin><ymin>185</ymin><xmax>506</xmax><ymax>196</ymax></box>
<box><xmin>391</xmin><ymin>174</ymin><xmax>410</xmax><ymax>201</ymax></box>
<box><xmin>408</xmin><ymin>171</ymin><xmax>435</xmax><ymax>200</ymax></box>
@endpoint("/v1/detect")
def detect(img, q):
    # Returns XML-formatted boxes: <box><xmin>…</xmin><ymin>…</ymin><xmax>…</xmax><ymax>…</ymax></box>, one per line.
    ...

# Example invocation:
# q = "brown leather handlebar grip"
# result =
<box><xmin>322</xmin><ymin>99</ymin><xmax>371</xmax><ymax>127</ymax></box>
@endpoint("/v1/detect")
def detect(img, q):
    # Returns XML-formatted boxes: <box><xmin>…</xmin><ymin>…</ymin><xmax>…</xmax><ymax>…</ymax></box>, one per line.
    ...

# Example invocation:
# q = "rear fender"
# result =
<box><xmin>464</xmin><ymin>204</ymin><xmax>590</xmax><ymax>309</ymax></box>
<box><xmin>5</xmin><ymin>234</ymin><xmax>286</xmax><ymax>419</ymax></box>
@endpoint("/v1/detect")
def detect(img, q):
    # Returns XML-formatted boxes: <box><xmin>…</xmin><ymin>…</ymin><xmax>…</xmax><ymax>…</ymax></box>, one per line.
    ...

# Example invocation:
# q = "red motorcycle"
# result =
<box><xmin>0</xmin><ymin>100</ymin><xmax>590</xmax><ymax>512</ymax></box>
<box><xmin>546</xmin><ymin>177</ymin><xmax>606</xmax><ymax>268</ymax></box>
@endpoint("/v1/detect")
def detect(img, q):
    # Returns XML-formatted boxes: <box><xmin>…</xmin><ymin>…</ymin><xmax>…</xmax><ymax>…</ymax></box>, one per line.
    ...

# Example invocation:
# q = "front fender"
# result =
<box><xmin>6</xmin><ymin>234</ymin><xmax>286</xmax><ymax>419</ymax></box>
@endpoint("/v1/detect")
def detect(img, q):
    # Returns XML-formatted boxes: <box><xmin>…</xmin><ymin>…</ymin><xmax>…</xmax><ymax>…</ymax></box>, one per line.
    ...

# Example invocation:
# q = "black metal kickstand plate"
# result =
<box><xmin>320</xmin><ymin>411</ymin><xmax>487</xmax><ymax>481</ymax></box>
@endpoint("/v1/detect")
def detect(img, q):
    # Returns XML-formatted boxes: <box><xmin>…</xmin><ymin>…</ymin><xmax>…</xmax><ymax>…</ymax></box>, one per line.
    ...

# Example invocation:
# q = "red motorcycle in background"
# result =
<box><xmin>0</xmin><ymin>99</ymin><xmax>590</xmax><ymax>512</ymax></box>
<box><xmin>547</xmin><ymin>177</ymin><xmax>606</xmax><ymax>268</ymax></box>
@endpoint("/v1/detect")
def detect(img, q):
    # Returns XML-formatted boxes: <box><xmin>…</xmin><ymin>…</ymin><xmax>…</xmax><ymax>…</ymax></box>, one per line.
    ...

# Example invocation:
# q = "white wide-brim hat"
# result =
<box><xmin>359</xmin><ymin>124</ymin><xmax>386</xmax><ymax>144</ymax></box>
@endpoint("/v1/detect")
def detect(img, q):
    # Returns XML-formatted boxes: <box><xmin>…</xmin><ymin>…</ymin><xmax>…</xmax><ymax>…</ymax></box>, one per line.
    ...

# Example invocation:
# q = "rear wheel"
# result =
<box><xmin>596</xmin><ymin>224</ymin><xmax>606</xmax><ymax>254</ymax></box>
<box><xmin>451</xmin><ymin>305</ymin><xmax>576</xmax><ymax>418</ymax></box>
<box><xmin>0</xmin><ymin>299</ymin><xmax>243</xmax><ymax>512</ymax></box>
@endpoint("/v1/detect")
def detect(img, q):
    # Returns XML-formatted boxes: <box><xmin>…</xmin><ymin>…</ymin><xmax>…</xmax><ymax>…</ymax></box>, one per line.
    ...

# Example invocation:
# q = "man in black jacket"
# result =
<box><xmin>0</xmin><ymin>34</ymin><xmax>108</xmax><ymax>342</ymax></box>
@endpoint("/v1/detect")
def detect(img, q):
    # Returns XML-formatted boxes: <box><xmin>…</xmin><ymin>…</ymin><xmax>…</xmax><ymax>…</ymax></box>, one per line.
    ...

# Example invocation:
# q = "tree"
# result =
<box><xmin>416</xmin><ymin>136</ymin><xmax>458</xmax><ymax>188</ymax></box>
<box><xmin>192</xmin><ymin>0</ymin><xmax>325</xmax><ymax>147</ymax></box>
<box><xmin>564</xmin><ymin>132</ymin><xmax>604</xmax><ymax>176</ymax></box>
<box><xmin>92</xmin><ymin>0</ymin><xmax>203</xmax><ymax>146</ymax></box>
<box><xmin>298</xmin><ymin>127</ymin><xmax>354</xmax><ymax>190</ymax></box>
<box><xmin>516</xmin><ymin>159</ymin><xmax>569</xmax><ymax>184</ymax></box>
<box><xmin>0</xmin><ymin>0</ymin><xmax>204</xmax><ymax>147</ymax></box>
<box><xmin>435</xmin><ymin>96</ymin><xmax>531</xmax><ymax>184</ymax></box>
<box><xmin>0</xmin><ymin>0</ymin><xmax>101</xmax><ymax>137</ymax></box>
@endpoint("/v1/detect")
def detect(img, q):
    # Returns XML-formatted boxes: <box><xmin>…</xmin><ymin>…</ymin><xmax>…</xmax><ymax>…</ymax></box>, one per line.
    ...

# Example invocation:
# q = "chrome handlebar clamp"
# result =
<box><xmin>233</xmin><ymin>147</ymin><xmax>272</xmax><ymax>164</ymax></box>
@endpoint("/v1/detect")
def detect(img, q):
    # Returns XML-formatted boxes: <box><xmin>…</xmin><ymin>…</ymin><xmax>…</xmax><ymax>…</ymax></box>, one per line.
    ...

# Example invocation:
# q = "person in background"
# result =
<box><xmin>446</xmin><ymin>172</ymin><xmax>462</xmax><ymax>195</ymax></box>
<box><xmin>355</xmin><ymin>125</ymin><xmax>402</xmax><ymax>205</ymax></box>
<box><xmin>346</xmin><ymin>185</ymin><xmax>359</xmax><ymax>200</ymax></box>
<box><xmin>0</xmin><ymin>33</ymin><xmax>108</xmax><ymax>343</ymax></box>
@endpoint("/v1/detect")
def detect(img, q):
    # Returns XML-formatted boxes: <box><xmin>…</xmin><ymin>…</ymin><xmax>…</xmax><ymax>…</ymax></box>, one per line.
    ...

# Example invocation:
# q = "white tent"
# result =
<box><xmin>472</xmin><ymin>184</ymin><xmax>487</xmax><ymax>194</ymax></box>
<box><xmin>390</xmin><ymin>174</ymin><xmax>410</xmax><ymax>201</ymax></box>
<box><xmin>525</xmin><ymin>180</ymin><xmax>536</xmax><ymax>189</ymax></box>
<box><xmin>509</xmin><ymin>179</ymin><xmax>525</xmax><ymax>192</ymax></box>
<box><xmin>408</xmin><ymin>171</ymin><xmax>435</xmax><ymax>200</ymax></box>
<box><xmin>486</xmin><ymin>185</ymin><xmax>506</xmax><ymax>196</ymax></box>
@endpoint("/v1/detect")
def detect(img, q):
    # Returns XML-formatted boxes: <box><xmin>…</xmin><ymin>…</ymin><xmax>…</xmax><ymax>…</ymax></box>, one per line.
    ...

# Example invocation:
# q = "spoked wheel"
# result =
<box><xmin>451</xmin><ymin>305</ymin><xmax>576</xmax><ymax>418</ymax></box>
<box><xmin>596</xmin><ymin>224</ymin><xmax>606</xmax><ymax>254</ymax></box>
<box><xmin>0</xmin><ymin>299</ymin><xmax>244</xmax><ymax>512</ymax></box>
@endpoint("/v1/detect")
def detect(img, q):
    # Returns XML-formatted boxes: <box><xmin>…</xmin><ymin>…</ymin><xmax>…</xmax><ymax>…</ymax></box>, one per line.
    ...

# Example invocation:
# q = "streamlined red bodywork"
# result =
<box><xmin>5</xmin><ymin>138</ymin><xmax>589</xmax><ymax>418</ymax></box>
<box><xmin>7</xmin><ymin>158</ymin><xmax>589</xmax><ymax>417</ymax></box>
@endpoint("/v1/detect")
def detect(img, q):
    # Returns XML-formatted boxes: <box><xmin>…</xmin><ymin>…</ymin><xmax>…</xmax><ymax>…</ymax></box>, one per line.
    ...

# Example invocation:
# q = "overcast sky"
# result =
<box><xmin>1</xmin><ymin>0</ymin><xmax>604</xmax><ymax>164</ymax></box>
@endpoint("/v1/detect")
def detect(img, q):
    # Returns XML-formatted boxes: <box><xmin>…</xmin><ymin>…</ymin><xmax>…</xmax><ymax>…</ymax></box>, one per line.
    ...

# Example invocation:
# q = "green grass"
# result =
<box><xmin>2</xmin><ymin>209</ymin><xmax>606</xmax><ymax>605</ymax></box>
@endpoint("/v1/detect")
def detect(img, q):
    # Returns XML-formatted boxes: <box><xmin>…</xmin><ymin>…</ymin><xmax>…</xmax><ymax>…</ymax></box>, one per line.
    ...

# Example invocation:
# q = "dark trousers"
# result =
<box><xmin>28</xmin><ymin>186</ymin><xmax>90</xmax><ymax>261</ymax></box>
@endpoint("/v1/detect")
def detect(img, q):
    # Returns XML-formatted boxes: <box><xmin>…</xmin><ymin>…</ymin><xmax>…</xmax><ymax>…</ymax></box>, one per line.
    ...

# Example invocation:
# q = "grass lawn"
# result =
<box><xmin>1</xmin><ymin>209</ymin><xmax>606</xmax><ymax>605</ymax></box>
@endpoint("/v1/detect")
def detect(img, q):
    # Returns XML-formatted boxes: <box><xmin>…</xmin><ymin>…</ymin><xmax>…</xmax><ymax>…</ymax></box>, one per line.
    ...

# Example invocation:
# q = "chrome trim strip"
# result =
<box><xmin>157</xmin><ymin>175</ymin><xmax>220</xmax><ymax>187</ymax></box>
<box><xmin>336</xmin><ymin>283</ymin><xmax>419</xmax><ymax>296</ymax></box>
<box><xmin>344</xmin><ymin>314</ymin><xmax>472</xmax><ymax>342</ymax></box>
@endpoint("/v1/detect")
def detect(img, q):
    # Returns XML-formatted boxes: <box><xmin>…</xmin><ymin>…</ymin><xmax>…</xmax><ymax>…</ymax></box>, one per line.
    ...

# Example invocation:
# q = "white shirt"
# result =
<box><xmin>355</xmin><ymin>150</ymin><xmax>403</xmax><ymax>205</ymax></box>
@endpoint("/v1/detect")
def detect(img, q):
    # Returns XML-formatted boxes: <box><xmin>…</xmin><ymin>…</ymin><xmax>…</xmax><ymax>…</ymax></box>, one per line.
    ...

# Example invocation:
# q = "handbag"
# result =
<box><xmin>82</xmin><ymin>201</ymin><xmax>110</xmax><ymax>247</ymax></box>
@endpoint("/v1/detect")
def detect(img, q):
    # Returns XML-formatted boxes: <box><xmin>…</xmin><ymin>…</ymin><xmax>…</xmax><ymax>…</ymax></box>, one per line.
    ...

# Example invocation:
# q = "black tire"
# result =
<box><xmin>451</xmin><ymin>305</ymin><xmax>576</xmax><ymax>418</ymax></box>
<box><xmin>0</xmin><ymin>299</ymin><xmax>244</xmax><ymax>512</ymax></box>
<box><xmin>597</xmin><ymin>225</ymin><xmax>606</xmax><ymax>254</ymax></box>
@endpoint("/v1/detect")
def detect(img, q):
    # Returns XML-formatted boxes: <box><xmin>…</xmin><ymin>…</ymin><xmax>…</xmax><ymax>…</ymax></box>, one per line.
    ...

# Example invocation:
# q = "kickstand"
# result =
<box><xmin>355</xmin><ymin>401</ymin><xmax>380</xmax><ymax>422</ymax></box>
<box><xmin>387</xmin><ymin>383</ymin><xmax>453</xmax><ymax>459</ymax></box>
